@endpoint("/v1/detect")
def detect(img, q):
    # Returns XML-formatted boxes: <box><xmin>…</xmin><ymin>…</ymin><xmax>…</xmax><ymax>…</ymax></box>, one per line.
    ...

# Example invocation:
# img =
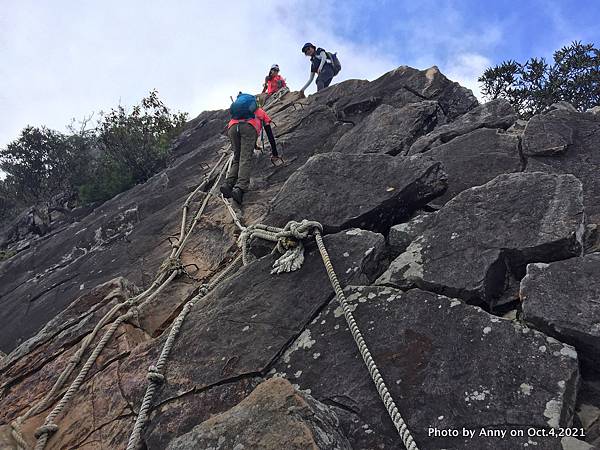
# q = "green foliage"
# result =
<box><xmin>0</xmin><ymin>126</ymin><xmax>74</xmax><ymax>204</ymax></box>
<box><xmin>0</xmin><ymin>179</ymin><xmax>19</xmax><ymax>224</ymax></box>
<box><xmin>479</xmin><ymin>41</ymin><xmax>600</xmax><ymax>118</ymax></box>
<box><xmin>0</xmin><ymin>90</ymin><xmax>187</xmax><ymax>218</ymax></box>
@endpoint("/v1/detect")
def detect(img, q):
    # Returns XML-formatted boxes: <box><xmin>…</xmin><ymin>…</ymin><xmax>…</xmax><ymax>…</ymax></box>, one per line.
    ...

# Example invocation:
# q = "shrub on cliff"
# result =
<box><xmin>0</xmin><ymin>91</ymin><xmax>187</xmax><ymax>218</ymax></box>
<box><xmin>479</xmin><ymin>41</ymin><xmax>600</xmax><ymax>118</ymax></box>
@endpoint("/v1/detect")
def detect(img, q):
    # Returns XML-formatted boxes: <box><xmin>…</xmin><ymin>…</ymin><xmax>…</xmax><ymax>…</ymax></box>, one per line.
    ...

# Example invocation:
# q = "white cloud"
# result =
<box><xmin>444</xmin><ymin>53</ymin><xmax>492</xmax><ymax>100</ymax></box>
<box><xmin>0</xmin><ymin>1</ymin><xmax>398</xmax><ymax>149</ymax></box>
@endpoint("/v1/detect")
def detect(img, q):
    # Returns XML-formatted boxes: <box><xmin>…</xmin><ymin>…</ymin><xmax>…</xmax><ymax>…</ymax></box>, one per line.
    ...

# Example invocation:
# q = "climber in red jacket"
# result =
<box><xmin>221</xmin><ymin>94</ymin><xmax>279</xmax><ymax>205</ymax></box>
<box><xmin>262</xmin><ymin>64</ymin><xmax>287</xmax><ymax>97</ymax></box>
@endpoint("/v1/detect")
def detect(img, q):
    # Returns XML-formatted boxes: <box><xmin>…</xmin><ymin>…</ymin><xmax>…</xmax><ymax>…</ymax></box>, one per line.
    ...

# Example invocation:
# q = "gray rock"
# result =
<box><xmin>575</xmin><ymin>403</ymin><xmax>600</xmax><ymax>448</ymax></box>
<box><xmin>332</xmin><ymin>102</ymin><xmax>445</xmax><ymax>156</ymax></box>
<box><xmin>408</xmin><ymin>98</ymin><xmax>517</xmax><ymax>154</ymax></box>
<box><xmin>521</xmin><ymin>254</ymin><xmax>600</xmax><ymax>374</ymax></box>
<box><xmin>426</xmin><ymin>128</ymin><xmax>522</xmax><ymax>205</ymax></box>
<box><xmin>331</xmin><ymin>66</ymin><xmax>478</xmax><ymax>123</ymax></box>
<box><xmin>166</xmin><ymin>378</ymin><xmax>351</xmax><ymax>450</ymax></box>
<box><xmin>264</xmin><ymin>152</ymin><xmax>447</xmax><ymax>233</ymax></box>
<box><xmin>145</xmin><ymin>377</ymin><xmax>263</xmax><ymax>449</ymax></box>
<box><xmin>274</xmin><ymin>286</ymin><xmax>580</xmax><ymax>450</ymax></box>
<box><xmin>506</xmin><ymin>118</ymin><xmax>529</xmax><ymax>136</ymax></box>
<box><xmin>523</xmin><ymin>113</ymin><xmax>574</xmax><ymax>156</ymax></box>
<box><xmin>377</xmin><ymin>172</ymin><xmax>584</xmax><ymax>309</ymax></box>
<box><xmin>547</xmin><ymin>101</ymin><xmax>578</xmax><ymax>113</ymax></box>
<box><xmin>584</xmin><ymin>224</ymin><xmax>600</xmax><ymax>254</ymax></box>
<box><xmin>388</xmin><ymin>212</ymin><xmax>434</xmax><ymax>256</ymax></box>
<box><xmin>561</xmin><ymin>436</ymin><xmax>596</xmax><ymax>450</ymax></box>
<box><xmin>587</xmin><ymin>106</ymin><xmax>600</xmax><ymax>115</ymax></box>
<box><xmin>524</xmin><ymin>109</ymin><xmax>600</xmax><ymax>224</ymax></box>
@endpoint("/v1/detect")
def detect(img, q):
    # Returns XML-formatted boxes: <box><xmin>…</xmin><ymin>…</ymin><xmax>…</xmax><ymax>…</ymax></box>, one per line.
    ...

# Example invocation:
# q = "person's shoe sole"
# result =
<box><xmin>220</xmin><ymin>185</ymin><xmax>233</xmax><ymax>198</ymax></box>
<box><xmin>231</xmin><ymin>187</ymin><xmax>244</xmax><ymax>204</ymax></box>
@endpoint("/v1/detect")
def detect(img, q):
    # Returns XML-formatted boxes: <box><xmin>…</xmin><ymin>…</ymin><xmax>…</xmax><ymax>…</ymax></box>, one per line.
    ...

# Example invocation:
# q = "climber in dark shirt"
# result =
<box><xmin>300</xmin><ymin>42</ymin><xmax>336</xmax><ymax>94</ymax></box>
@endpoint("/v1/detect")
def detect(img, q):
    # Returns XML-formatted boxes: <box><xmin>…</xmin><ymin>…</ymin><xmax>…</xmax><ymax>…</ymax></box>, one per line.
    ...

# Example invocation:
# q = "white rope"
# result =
<box><xmin>313</xmin><ymin>230</ymin><xmax>419</xmax><ymax>450</ymax></box>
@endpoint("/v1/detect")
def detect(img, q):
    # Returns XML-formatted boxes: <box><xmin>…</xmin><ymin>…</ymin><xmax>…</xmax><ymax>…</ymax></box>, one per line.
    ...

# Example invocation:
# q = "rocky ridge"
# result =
<box><xmin>1</xmin><ymin>65</ymin><xmax>600</xmax><ymax>449</ymax></box>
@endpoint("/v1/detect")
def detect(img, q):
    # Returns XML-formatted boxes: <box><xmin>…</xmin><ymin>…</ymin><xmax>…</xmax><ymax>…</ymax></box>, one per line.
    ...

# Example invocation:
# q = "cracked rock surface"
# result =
<box><xmin>166</xmin><ymin>377</ymin><xmax>351</xmax><ymax>450</ymax></box>
<box><xmin>521</xmin><ymin>254</ymin><xmax>600</xmax><ymax>375</ymax></box>
<box><xmin>264</xmin><ymin>152</ymin><xmax>447</xmax><ymax>233</ymax></box>
<box><xmin>377</xmin><ymin>172</ymin><xmax>584</xmax><ymax>309</ymax></box>
<box><xmin>524</xmin><ymin>109</ymin><xmax>600</xmax><ymax>225</ymax></box>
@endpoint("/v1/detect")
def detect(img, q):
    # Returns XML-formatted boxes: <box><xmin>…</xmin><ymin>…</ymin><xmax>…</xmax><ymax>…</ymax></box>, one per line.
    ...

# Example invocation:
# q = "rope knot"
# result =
<box><xmin>34</xmin><ymin>423</ymin><xmax>59</xmax><ymax>438</ymax></box>
<box><xmin>282</xmin><ymin>219</ymin><xmax>323</xmax><ymax>240</ymax></box>
<box><xmin>147</xmin><ymin>365</ymin><xmax>165</xmax><ymax>384</ymax></box>
<box><xmin>160</xmin><ymin>257</ymin><xmax>184</xmax><ymax>275</ymax></box>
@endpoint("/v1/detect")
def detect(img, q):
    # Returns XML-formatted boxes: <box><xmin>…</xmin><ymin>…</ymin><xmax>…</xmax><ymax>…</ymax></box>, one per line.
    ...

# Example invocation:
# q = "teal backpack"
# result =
<box><xmin>230</xmin><ymin>93</ymin><xmax>257</xmax><ymax>120</ymax></box>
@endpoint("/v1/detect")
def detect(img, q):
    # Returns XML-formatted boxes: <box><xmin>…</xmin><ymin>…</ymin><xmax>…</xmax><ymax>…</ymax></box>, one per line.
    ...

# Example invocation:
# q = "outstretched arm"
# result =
<box><xmin>300</xmin><ymin>72</ymin><xmax>315</xmax><ymax>92</ymax></box>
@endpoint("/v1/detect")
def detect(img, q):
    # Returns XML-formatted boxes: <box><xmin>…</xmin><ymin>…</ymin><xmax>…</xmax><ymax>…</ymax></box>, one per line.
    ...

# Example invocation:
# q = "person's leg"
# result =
<box><xmin>316</xmin><ymin>65</ymin><xmax>335</xmax><ymax>91</ymax></box>
<box><xmin>235</xmin><ymin>123</ymin><xmax>257</xmax><ymax>192</ymax></box>
<box><xmin>225</xmin><ymin>125</ymin><xmax>241</xmax><ymax>187</ymax></box>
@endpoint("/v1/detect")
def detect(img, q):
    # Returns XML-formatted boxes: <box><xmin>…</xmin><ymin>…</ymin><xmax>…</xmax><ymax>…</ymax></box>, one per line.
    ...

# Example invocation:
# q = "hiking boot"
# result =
<box><xmin>231</xmin><ymin>187</ymin><xmax>244</xmax><ymax>204</ymax></box>
<box><xmin>220</xmin><ymin>184</ymin><xmax>233</xmax><ymax>198</ymax></box>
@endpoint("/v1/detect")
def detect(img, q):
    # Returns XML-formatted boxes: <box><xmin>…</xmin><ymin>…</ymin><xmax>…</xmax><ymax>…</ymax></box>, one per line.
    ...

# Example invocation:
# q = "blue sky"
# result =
<box><xmin>1</xmin><ymin>0</ymin><xmax>599</xmax><ymax>152</ymax></box>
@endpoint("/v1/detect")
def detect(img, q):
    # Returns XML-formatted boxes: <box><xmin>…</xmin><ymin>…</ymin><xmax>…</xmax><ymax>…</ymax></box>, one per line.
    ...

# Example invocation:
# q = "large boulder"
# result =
<box><xmin>166</xmin><ymin>378</ymin><xmax>351</xmax><ymax>450</ymax></box>
<box><xmin>273</xmin><ymin>286</ymin><xmax>580</xmax><ymax>450</ymax></box>
<box><xmin>377</xmin><ymin>172</ymin><xmax>584</xmax><ymax>309</ymax></box>
<box><xmin>426</xmin><ymin>128</ymin><xmax>522</xmax><ymax>206</ymax></box>
<box><xmin>333</xmin><ymin>66</ymin><xmax>478</xmax><ymax>123</ymax></box>
<box><xmin>521</xmin><ymin>253</ymin><xmax>600</xmax><ymax>375</ymax></box>
<box><xmin>331</xmin><ymin>102</ymin><xmax>445</xmax><ymax>156</ymax></box>
<box><xmin>408</xmin><ymin>98</ymin><xmax>517</xmax><ymax>154</ymax></box>
<box><xmin>264</xmin><ymin>152</ymin><xmax>447</xmax><ymax>233</ymax></box>
<box><xmin>522</xmin><ymin>113</ymin><xmax>574</xmax><ymax>156</ymax></box>
<box><xmin>524</xmin><ymin>109</ymin><xmax>600</xmax><ymax>224</ymax></box>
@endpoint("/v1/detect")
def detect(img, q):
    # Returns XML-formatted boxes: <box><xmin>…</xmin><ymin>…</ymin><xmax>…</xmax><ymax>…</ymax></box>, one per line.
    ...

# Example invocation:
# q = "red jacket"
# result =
<box><xmin>228</xmin><ymin>108</ymin><xmax>271</xmax><ymax>134</ymax></box>
<box><xmin>265</xmin><ymin>75</ymin><xmax>286</xmax><ymax>95</ymax></box>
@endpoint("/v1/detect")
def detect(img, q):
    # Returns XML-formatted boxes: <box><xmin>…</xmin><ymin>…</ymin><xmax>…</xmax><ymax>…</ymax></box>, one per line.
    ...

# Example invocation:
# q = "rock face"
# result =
<box><xmin>2</xmin><ymin>66</ymin><xmax>600</xmax><ymax>450</ymax></box>
<box><xmin>332</xmin><ymin>65</ymin><xmax>478</xmax><ymax>123</ymax></box>
<box><xmin>408</xmin><ymin>98</ymin><xmax>517</xmax><ymax>154</ymax></box>
<box><xmin>166</xmin><ymin>378</ymin><xmax>351</xmax><ymax>450</ymax></box>
<box><xmin>377</xmin><ymin>172</ymin><xmax>584</xmax><ymax>309</ymax></box>
<box><xmin>274</xmin><ymin>286</ymin><xmax>580</xmax><ymax>450</ymax></box>
<box><xmin>521</xmin><ymin>254</ymin><xmax>600</xmax><ymax>374</ymax></box>
<box><xmin>524</xmin><ymin>109</ymin><xmax>600</xmax><ymax>224</ymax></box>
<box><xmin>523</xmin><ymin>113</ymin><xmax>574</xmax><ymax>156</ymax></box>
<box><xmin>426</xmin><ymin>128</ymin><xmax>522</xmax><ymax>205</ymax></box>
<box><xmin>265</xmin><ymin>152</ymin><xmax>447</xmax><ymax>233</ymax></box>
<box><xmin>332</xmin><ymin>102</ymin><xmax>445</xmax><ymax>156</ymax></box>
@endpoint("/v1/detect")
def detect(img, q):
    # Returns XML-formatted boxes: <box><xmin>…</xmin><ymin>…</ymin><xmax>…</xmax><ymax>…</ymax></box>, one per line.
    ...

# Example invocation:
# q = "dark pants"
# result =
<box><xmin>316</xmin><ymin>64</ymin><xmax>335</xmax><ymax>91</ymax></box>
<box><xmin>226</xmin><ymin>122</ymin><xmax>257</xmax><ymax>191</ymax></box>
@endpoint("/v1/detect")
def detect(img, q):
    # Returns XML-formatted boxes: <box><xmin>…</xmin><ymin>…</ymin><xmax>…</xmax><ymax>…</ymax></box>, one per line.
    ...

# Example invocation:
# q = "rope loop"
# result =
<box><xmin>146</xmin><ymin>365</ymin><xmax>165</xmax><ymax>384</ymax></box>
<box><xmin>34</xmin><ymin>424</ymin><xmax>59</xmax><ymax>439</ymax></box>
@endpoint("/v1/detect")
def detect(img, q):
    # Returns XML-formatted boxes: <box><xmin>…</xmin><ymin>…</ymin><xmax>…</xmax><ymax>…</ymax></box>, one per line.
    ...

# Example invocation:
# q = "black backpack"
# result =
<box><xmin>326</xmin><ymin>51</ymin><xmax>341</xmax><ymax>76</ymax></box>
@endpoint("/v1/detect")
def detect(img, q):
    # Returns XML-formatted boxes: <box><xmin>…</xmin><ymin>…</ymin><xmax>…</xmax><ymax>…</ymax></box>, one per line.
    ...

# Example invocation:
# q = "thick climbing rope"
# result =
<box><xmin>9</xmin><ymin>153</ymin><xmax>230</xmax><ymax>450</ymax></box>
<box><xmin>125</xmin><ymin>253</ymin><xmax>242</xmax><ymax>450</ymax></box>
<box><xmin>221</xmin><ymin>205</ymin><xmax>418</xmax><ymax>449</ymax></box>
<box><xmin>313</xmin><ymin>230</ymin><xmax>419</xmax><ymax>450</ymax></box>
<box><xmin>125</xmin><ymin>158</ymin><xmax>234</xmax><ymax>450</ymax></box>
